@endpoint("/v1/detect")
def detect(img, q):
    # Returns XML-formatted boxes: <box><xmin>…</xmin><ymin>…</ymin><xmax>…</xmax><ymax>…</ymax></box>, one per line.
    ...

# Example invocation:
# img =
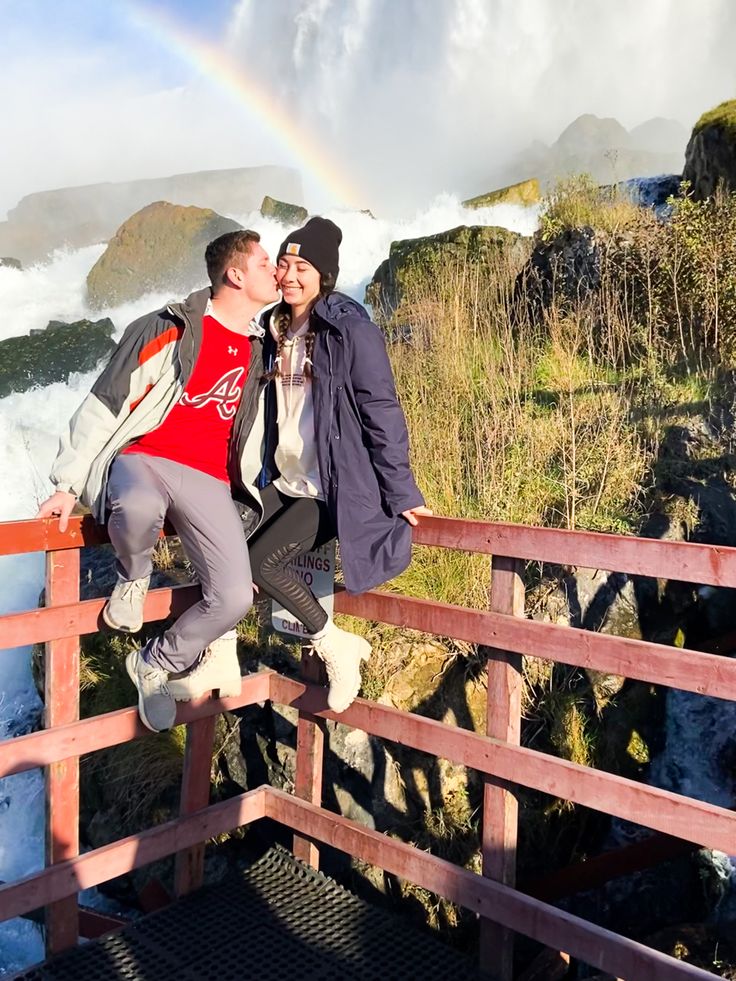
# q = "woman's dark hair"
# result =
<box><xmin>319</xmin><ymin>271</ymin><xmax>337</xmax><ymax>297</ymax></box>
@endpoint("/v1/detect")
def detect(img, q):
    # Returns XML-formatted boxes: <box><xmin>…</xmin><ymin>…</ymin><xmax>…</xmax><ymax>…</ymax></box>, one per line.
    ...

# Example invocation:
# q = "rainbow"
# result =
<box><xmin>124</xmin><ymin>3</ymin><xmax>363</xmax><ymax>209</ymax></box>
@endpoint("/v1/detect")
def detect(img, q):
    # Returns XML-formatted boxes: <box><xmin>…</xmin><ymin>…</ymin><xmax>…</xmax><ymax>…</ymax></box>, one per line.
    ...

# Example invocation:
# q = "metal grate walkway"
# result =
<box><xmin>14</xmin><ymin>847</ymin><xmax>483</xmax><ymax>980</ymax></box>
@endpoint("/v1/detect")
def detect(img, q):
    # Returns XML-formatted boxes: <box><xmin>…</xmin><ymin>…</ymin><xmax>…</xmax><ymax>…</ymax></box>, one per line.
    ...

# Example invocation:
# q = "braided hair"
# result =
<box><xmin>263</xmin><ymin>270</ymin><xmax>336</xmax><ymax>381</ymax></box>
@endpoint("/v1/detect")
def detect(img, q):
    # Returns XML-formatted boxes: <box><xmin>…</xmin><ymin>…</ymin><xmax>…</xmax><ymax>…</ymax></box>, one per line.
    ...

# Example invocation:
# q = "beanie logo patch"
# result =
<box><xmin>286</xmin><ymin>243</ymin><xmax>301</xmax><ymax>256</ymax></box>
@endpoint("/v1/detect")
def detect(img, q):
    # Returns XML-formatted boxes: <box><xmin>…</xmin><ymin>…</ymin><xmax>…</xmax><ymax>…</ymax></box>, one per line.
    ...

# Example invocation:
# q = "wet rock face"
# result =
<box><xmin>0</xmin><ymin>317</ymin><xmax>116</xmax><ymax>398</ymax></box>
<box><xmin>260</xmin><ymin>196</ymin><xmax>308</xmax><ymax>226</ymax></box>
<box><xmin>517</xmin><ymin>225</ymin><xmax>601</xmax><ymax>318</ymax></box>
<box><xmin>615</xmin><ymin>174</ymin><xmax>682</xmax><ymax>217</ymax></box>
<box><xmin>86</xmin><ymin>201</ymin><xmax>242</xmax><ymax>309</ymax></box>
<box><xmin>0</xmin><ymin>165</ymin><xmax>303</xmax><ymax>264</ymax></box>
<box><xmin>462</xmin><ymin>177</ymin><xmax>541</xmax><ymax>209</ymax></box>
<box><xmin>683</xmin><ymin>99</ymin><xmax>736</xmax><ymax>200</ymax></box>
<box><xmin>365</xmin><ymin>224</ymin><xmax>526</xmax><ymax>324</ymax></box>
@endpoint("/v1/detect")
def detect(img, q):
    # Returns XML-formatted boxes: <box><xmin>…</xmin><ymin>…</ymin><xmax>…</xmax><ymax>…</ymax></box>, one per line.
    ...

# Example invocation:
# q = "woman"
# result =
<box><xmin>249</xmin><ymin>216</ymin><xmax>430</xmax><ymax>713</ymax></box>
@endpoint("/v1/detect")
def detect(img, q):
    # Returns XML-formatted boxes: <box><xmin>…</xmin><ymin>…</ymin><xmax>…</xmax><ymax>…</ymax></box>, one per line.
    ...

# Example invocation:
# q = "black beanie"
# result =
<box><xmin>277</xmin><ymin>216</ymin><xmax>342</xmax><ymax>282</ymax></box>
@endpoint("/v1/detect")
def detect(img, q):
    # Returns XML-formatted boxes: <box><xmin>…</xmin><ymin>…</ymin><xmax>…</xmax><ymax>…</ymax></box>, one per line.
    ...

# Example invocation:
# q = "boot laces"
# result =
<box><xmin>118</xmin><ymin>578</ymin><xmax>147</xmax><ymax>602</ymax></box>
<box><xmin>139</xmin><ymin>658</ymin><xmax>170</xmax><ymax>696</ymax></box>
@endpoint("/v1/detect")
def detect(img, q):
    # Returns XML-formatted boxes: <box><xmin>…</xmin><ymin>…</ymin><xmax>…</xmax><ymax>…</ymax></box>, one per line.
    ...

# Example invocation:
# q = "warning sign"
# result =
<box><xmin>271</xmin><ymin>541</ymin><xmax>335</xmax><ymax>638</ymax></box>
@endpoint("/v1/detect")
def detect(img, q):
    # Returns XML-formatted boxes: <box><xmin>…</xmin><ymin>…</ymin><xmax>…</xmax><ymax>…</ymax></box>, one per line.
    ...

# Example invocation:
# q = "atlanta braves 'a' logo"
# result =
<box><xmin>180</xmin><ymin>367</ymin><xmax>244</xmax><ymax>420</ymax></box>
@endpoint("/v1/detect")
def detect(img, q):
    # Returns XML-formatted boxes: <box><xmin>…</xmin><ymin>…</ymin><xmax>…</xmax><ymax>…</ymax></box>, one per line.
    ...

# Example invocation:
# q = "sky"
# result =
<box><xmin>0</xmin><ymin>0</ymin><xmax>273</xmax><ymax>217</ymax></box>
<box><xmin>1</xmin><ymin>0</ymin><xmax>735</xmax><ymax>220</ymax></box>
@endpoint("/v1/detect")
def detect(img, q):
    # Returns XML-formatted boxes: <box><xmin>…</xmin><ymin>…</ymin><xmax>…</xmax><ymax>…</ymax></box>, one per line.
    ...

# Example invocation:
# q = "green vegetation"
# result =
<box><xmin>540</xmin><ymin>173</ymin><xmax>642</xmax><ymax>239</ymax></box>
<box><xmin>692</xmin><ymin>99</ymin><xmax>736</xmax><ymax>136</ymax></box>
<box><xmin>462</xmin><ymin>177</ymin><xmax>541</xmax><ymax>209</ymax></box>
<box><xmin>386</xmin><ymin>179</ymin><xmax>736</xmax><ymax>610</ymax></box>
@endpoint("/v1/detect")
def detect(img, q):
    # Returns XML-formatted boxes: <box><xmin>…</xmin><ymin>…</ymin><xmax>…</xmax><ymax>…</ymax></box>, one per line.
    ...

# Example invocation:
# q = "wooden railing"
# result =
<box><xmin>1</xmin><ymin>514</ymin><xmax>735</xmax><ymax>981</ymax></box>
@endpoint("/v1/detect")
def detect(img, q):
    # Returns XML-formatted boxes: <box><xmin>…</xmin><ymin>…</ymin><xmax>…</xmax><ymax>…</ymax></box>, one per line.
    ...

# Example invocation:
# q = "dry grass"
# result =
<box><xmin>541</xmin><ymin>174</ymin><xmax>643</xmax><ymax>240</ymax></box>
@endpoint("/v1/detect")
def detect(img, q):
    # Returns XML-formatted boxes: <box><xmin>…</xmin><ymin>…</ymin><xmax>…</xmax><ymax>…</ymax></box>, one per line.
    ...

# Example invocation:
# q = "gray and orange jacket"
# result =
<box><xmin>50</xmin><ymin>286</ymin><xmax>267</xmax><ymax>527</ymax></box>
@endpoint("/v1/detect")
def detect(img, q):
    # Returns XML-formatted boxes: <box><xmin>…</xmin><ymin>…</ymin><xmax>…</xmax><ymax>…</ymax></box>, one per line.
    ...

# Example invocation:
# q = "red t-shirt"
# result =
<box><xmin>123</xmin><ymin>315</ymin><xmax>252</xmax><ymax>482</ymax></box>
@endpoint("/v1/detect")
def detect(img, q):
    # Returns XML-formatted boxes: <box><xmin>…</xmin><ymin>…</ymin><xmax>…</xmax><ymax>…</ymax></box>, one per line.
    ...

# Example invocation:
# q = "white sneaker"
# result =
<box><xmin>167</xmin><ymin>630</ymin><xmax>242</xmax><ymax>702</ymax></box>
<box><xmin>103</xmin><ymin>573</ymin><xmax>150</xmax><ymax>633</ymax></box>
<box><xmin>125</xmin><ymin>648</ymin><xmax>176</xmax><ymax>732</ymax></box>
<box><xmin>310</xmin><ymin>622</ymin><xmax>371</xmax><ymax>713</ymax></box>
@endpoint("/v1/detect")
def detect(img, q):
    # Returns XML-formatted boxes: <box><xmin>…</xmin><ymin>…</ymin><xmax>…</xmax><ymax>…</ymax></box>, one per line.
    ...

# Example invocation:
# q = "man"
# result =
<box><xmin>37</xmin><ymin>230</ymin><xmax>279</xmax><ymax>731</ymax></box>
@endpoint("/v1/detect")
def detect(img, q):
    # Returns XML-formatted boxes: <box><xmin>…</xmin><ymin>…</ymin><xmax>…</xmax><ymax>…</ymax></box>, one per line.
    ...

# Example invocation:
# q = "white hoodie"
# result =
<box><xmin>270</xmin><ymin>319</ymin><xmax>323</xmax><ymax>500</ymax></box>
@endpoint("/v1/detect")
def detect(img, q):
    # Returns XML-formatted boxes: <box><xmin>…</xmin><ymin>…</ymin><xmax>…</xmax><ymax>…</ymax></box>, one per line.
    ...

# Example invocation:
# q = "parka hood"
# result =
<box><xmin>313</xmin><ymin>291</ymin><xmax>371</xmax><ymax>329</ymax></box>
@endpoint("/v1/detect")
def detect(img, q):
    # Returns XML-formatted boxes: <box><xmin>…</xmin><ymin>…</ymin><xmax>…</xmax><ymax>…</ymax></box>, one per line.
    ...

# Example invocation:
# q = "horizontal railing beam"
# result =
<box><xmin>0</xmin><ymin>788</ymin><xmax>266</xmax><ymax>923</ymax></box>
<box><xmin>264</xmin><ymin>788</ymin><xmax>713</xmax><ymax>981</ymax></box>
<box><xmin>8</xmin><ymin>584</ymin><xmax>735</xmax><ymax>704</ymax></box>
<box><xmin>414</xmin><ymin>515</ymin><xmax>736</xmax><ymax>587</ymax></box>
<box><xmin>3</xmin><ymin>670</ymin><xmax>734</xmax><ymax>856</ymax></box>
<box><xmin>0</xmin><ymin>671</ymin><xmax>272</xmax><ymax>779</ymax></box>
<box><xmin>334</xmin><ymin>589</ymin><xmax>736</xmax><ymax>702</ymax></box>
<box><xmin>0</xmin><ymin>584</ymin><xmax>199</xmax><ymax>650</ymax></box>
<box><xmin>0</xmin><ymin>782</ymin><xmax>715</xmax><ymax>980</ymax></box>
<box><xmin>0</xmin><ymin>515</ymin><xmax>105</xmax><ymax>556</ymax></box>
<box><xmin>6</xmin><ymin>514</ymin><xmax>736</xmax><ymax>588</ymax></box>
<box><xmin>270</xmin><ymin>675</ymin><xmax>736</xmax><ymax>856</ymax></box>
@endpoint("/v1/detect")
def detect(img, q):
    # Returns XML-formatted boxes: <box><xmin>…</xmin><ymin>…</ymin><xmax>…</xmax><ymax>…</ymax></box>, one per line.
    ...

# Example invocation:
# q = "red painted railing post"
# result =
<box><xmin>174</xmin><ymin>701</ymin><xmax>216</xmax><ymax>898</ymax></box>
<box><xmin>480</xmin><ymin>555</ymin><xmax>524</xmax><ymax>980</ymax></box>
<box><xmin>44</xmin><ymin>546</ymin><xmax>81</xmax><ymax>955</ymax></box>
<box><xmin>293</xmin><ymin>648</ymin><xmax>326</xmax><ymax>868</ymax></box>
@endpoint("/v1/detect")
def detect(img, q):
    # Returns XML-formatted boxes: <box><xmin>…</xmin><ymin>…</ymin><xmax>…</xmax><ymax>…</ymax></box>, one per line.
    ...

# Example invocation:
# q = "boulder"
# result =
<box><xmin>683</xmin><ymin>99</ymin><xmax>736</xmax><ymax>200</ymax></box>
<box><xmin>518</xmin><ymin>225</ymin><xmax>602</xmax><ymax>317</ymax></box>
<box><xmin>615</xmin><ymin>174</ymin><xmax>682</xmax><ymax>217</ymax></box>
<box><xmin>0</xmin><ymin>256</ymin><xmax>21</xmax><ymax>270</ymax></box>
<box><xmin>463</xmin><ymin>178</ymin><xmax>541</xmax><ymax>209</ymax></box>
<box><xmin>86</xmin><ymin>202</ymin><xmax>241</xmax><ymax>309</ymax></box>
<box><xmin>365</xmin><ymin>224</ymin><xmax>526</xmax><ymax>323</ymax></box>
<box><xmin>0</xmin><ymin>317</ymin><xmax>115</xmax><ymax>398</ymax></box>
<box><xmin>260</xmin><ymin>196</ymin><xmax>308</xmax><ymax>226</ymax></box>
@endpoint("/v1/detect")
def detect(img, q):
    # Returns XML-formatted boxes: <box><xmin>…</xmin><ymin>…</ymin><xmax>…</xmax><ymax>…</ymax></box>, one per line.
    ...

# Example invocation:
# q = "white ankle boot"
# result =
<box><xmin>167</xmin><ymin>630</ymin><xmax>242</xmax><ymax>701</ymax></box>
<box><xmin>310</xmin><ymin>621</ymin><xmax>371</xmax><ymax>713</ymax></box>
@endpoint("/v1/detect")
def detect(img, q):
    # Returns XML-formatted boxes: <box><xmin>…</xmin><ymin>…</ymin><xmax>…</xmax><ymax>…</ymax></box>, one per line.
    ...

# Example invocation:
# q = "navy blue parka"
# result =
<box><xmin>261</xmin><ymin>291</ymin><xmax>424</xmax><ymax>594</ymax></box>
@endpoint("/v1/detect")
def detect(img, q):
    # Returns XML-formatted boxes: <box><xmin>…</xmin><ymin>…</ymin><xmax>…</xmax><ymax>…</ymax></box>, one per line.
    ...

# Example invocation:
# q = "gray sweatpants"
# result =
<box><xmin>106</xmin><ymin>453</ymin><xmax>253</xmax><ymax>673</ymax></box>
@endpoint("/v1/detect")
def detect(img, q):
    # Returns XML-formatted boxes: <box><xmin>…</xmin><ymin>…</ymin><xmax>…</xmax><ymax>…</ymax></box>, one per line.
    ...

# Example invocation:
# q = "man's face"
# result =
<box><xmin>235</xmin><ymin>243</ymin><xmax>279</xmax><ymax>305</ymax></box>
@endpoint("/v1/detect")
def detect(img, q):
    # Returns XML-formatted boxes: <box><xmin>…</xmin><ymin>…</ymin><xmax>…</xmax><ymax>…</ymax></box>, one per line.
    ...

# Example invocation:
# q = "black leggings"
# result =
<box><xmin>248</xmin><ymin>483</ymin><xmax>334</xmax><ymax>634</ymax></box>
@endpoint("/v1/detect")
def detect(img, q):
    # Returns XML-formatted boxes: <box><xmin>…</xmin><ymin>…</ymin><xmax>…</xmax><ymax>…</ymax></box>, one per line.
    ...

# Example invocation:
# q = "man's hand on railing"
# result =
<box><xmin>401</xmin><ymin>505</ymin><xmax>433</xmax><ymax>527</ymax></box>
<box><xmin>36</xmin><ymin>491</ymin><xmax>77</xmax><ymax>533</ymax></box>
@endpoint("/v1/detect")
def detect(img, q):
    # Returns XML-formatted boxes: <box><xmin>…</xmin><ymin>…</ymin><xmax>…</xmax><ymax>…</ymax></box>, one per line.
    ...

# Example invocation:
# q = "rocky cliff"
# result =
<box><xmin>0</xmin><ymin>165</ymin><xmax>302</xmax><ymax>264</ymax></box>
<box><xmin>683</xmin><ymin>99</ymin><xmax>736</xmax><ymax>200</ymax></box>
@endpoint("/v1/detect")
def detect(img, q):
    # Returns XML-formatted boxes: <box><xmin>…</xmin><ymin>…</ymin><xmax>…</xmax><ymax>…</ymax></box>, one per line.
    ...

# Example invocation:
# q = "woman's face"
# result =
<box><xmin>276</xmin><ymin>254</ymin><xmax>321</xmax><ymax>311</ymax></box>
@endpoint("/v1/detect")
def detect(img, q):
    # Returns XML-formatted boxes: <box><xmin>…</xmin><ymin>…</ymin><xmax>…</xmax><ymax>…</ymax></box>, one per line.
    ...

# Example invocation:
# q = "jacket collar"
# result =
<box><xmin>168</xmin><ymin>286</ymin><xmax>269</xmax><ymax>338</ymax></box>
<box><xmin>167</xmin><ymin>286</ymin><xmax>211</xmax><ymax>330</ymax></box>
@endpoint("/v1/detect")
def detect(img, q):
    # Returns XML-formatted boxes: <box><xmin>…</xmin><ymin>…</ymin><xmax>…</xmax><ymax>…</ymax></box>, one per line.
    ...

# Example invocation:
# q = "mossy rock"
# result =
<box><xmin>260</xmin><ymin>195</ymin><xmax>308</xmax><ymax>226</ymax></box>
<box><xmin>683</xmin><ymin>99</ymin><xmax>736</xmax><ymax>200</ymax></box>
<box><xmin>0</xmin><ymin>256</ymin><xmax>22</xmax><ymax>270</ymax></box>
<box><xmin>463</xmin><ymin>178</ymin><xmax>540</xmax><ymax>209</ymax></box>
<box><xmin>0</xmin><ymin>317</ymin><xmax>116</xmax><ymax>397</ymax></box>
<box><xmin>86</xmin><ymin>201</ymin><xmax>242</xmax><ymax>309</ymax></box>
<box><xmin>365</xmin><ymin>224</ymin><xmax>525</xmax><ymax>324</ymax></box>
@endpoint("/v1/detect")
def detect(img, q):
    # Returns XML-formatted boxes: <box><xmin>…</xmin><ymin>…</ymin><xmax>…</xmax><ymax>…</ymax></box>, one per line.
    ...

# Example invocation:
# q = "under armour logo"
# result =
<box><xmin>228</xmin><ymin>346</ymin><xmax>238</xmax><ymax>356</ymax></box>
<box><xmin>180</xmin><ymin>367</ymin><xmax>245</xmax><ymax>420</ymax></box>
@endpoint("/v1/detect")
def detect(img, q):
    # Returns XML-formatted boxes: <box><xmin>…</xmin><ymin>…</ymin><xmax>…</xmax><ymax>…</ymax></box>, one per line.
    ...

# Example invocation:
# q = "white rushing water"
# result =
<box><xmin>227</xmin><ymin>0</ymin><xmax>736</xmax><ymax>210</ymax></box>
<box><xmin>0</xmin><ymin>196</ymin><xmax>536</xmax><ymax>972</ymax></box>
